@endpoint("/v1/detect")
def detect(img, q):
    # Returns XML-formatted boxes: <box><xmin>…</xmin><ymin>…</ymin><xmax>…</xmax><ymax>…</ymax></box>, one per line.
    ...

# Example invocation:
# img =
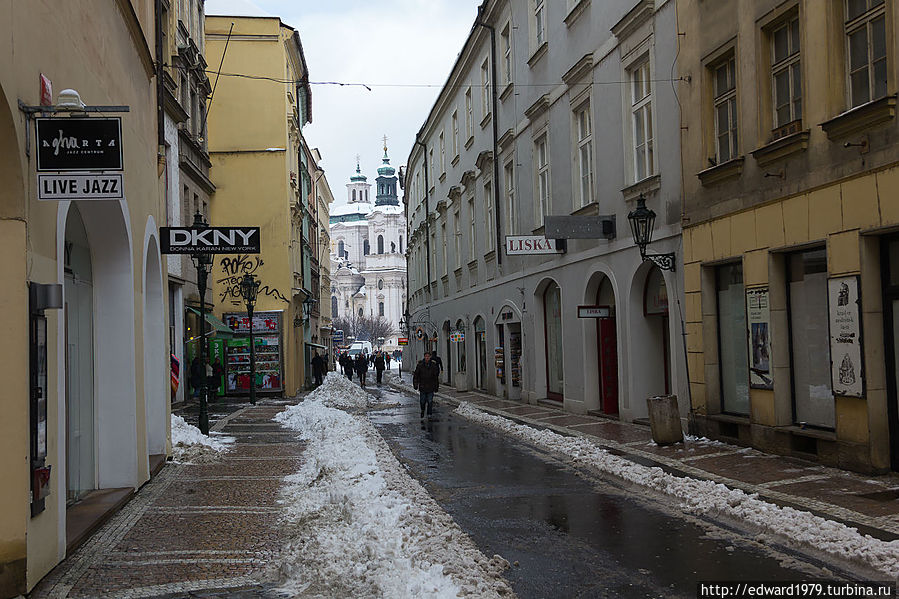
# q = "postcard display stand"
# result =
<box><xmin>224</xmin><ymin>311</ymin><xmax>283</xmax><ymax>394</ymax></box>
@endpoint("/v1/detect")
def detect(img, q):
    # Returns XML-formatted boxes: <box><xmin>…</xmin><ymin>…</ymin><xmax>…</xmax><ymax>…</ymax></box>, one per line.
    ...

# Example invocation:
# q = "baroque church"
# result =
<box><xmin>329</xmin><ymin>143</ymin><xmax>406</xmax><ymax>350</ymax></box>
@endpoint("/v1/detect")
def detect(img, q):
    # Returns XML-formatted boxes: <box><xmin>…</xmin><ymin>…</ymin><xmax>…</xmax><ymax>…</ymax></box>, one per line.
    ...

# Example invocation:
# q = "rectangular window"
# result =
<box><xmin>452</xmin><ymin>111</ymin><xmax>459</xmax><ymax>156</ymax></box>
<box><xmin>535</xmin><ymin>134</ymin><xmax>549</xmax><ymax>227</ymax></box>
<box><xmin>716</xmin><ymin>264</ymin><xmax>750</xmax><ymax>415</ymax></box>
<box><xmin>379</xmin><ymin>302</ymin><xmax>385</xmax><ymax>317</ymax></box>
<box><xmin>846</xmin><ymin>0</ymin><xmax>887</xmax><ymax>108</ymax></box>
<box><xmin>428</xmin><ymin>149</ymin><xmax>434</xmax><ymax>187</ymax></box>
<box><xmin>439</xmin><ymin>132</ymin><xmax>446</xmax><ymax>173</ymax></box>
<box><xmin>465</xmin><ymin>88</ymin><xmax>473</xmax><ymax>140</ymax></box>
<box><xmin>574</xmin><ymin>101</ymin><xmax>594</xmax><ymax>206</ymax></box>
<box><xmin>484</xmin><ymin>181</ymin><xmax>495</xmax><ymax>252</ymax></box>
<box><xmin>468</xmin><ymin>197</ymin><xmax>476</xmax><ymax>259</ymax></box>
<box><xmin>713</xmin><ymin>56</ymin><xmax>738</xmax><ymax>163</ymax></box>
<box><xmin>454</xmin><ymin>209</ymin><xmax>461</xmax><ymax>268</ymax></box>
<box><xmin>630</xmin><ymin>60</ymin><xmax>654</xmax><ymax>181</ymax></box>
<box><xmin>771</xmin><ymin>15</ymin><xmax>802</xmax><ymax>129</ymax></box>
<box><xmin>787</xmin><ymin>248</ymin><xmax>835</xmax><ymax>428</ymax></box>
<box><xmin>441</xmin><ymin>222</ymin><xmax>448</xmax><ymax>276</ymax></box>
<box><xmin>430</xmin><ymin>231</ymin><xmax>436</xmax><ymax>282</ymax></box>
<box><xmin>535</xmin><ymin>0</ymin><xmax>546</xmax><ymax>47</ymax></box>
<box><xmin>501</xmin><ymin>23</ymin><xmax>512</xmax><ymax>85</ymax></box>
<box><xmin>504</xmin><ymin>161</ymin><xmax>515</xmax><ymax>235</ymax></box>
<box><xmin>481</xmin><ymin>58</ymin><xmax>491</xmax><ymax>118</ymax></box>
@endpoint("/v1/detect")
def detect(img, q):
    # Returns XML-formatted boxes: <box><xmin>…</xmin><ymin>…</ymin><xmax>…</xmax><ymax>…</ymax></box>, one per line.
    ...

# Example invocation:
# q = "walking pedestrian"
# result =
<box><xmin>340</xmin><ymin>353</ymin><xmax>354</xmax><ymax>380</ymax></box>
<box><xmin>374</xmin><ymin>351</ymin><xmax>386</xmax><ymax>385</ymax></box>
<box><xmin>413</xmin><ymin>351</ymin><xmax>441</xmax><ymax>419</ymax></box>
<box><xmin>189</xmin><ymin>356</ymin><xmax>204</xmax><ymax>399</ymax></box>
<box><xmin>431</xmin><ymin>351</ymin><xmax>444</xmax><ymax>375</ymax></box>
<box><xmin>385</xmin><ymin>353</ymin><xmax>391</xmax><ymax>370</ymax></box>
<box><xmin>211</xmin><ymin>358</ymin><xmax>224</xmax><ymax>399</ymax></box>
<box><xmin>310</xmin><ymin>350</ymin><xmax>325</xmax><ymax>387</ymax></box>
<box><xmin>354</xmin><ymin>353</ymin><xmax>368</xmax><ymax>387</ymax></box>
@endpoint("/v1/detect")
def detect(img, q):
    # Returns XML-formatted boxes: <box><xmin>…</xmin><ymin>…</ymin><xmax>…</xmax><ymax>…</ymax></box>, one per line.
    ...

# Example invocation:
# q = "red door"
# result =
<box><xmin>598</xmin><ymin>316</ymin><xmax>619</xmax><ymax>414</ymax></box>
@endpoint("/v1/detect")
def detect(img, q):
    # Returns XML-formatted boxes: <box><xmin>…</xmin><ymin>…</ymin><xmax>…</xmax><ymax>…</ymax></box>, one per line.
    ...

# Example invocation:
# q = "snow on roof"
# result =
<box><xmin>330</xmin><ymin>202</ymin><xmax>373</xmax><ymax>217</ymax></box>
<box><xmin>371</xmin><ymin>205</ymin><xmax>404</xmax><ymax>215</ymax></box>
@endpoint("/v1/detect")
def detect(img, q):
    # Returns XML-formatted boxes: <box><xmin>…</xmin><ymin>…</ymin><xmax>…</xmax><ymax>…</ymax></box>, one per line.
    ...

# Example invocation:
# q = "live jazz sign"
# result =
<box><xmin>160</xmin><ymin>227</ymin><xmax>261</xmax><ymax>254</ymax></box>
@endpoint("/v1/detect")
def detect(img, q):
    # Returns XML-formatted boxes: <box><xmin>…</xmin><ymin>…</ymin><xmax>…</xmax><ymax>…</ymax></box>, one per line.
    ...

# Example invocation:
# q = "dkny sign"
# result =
<box><xmin>160</xmin><ymin>227</ymin><xmax>261</xmax><ymax>254</ymax></box>
<box><xmin>36</xmin><ymin>117</ymin><xmax>123</xmax><ymax>172</ymax></box>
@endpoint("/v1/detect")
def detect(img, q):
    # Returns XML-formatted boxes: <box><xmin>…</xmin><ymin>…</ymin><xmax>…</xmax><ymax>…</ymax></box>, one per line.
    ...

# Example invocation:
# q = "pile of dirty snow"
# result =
<box><xmin>274</xmin><ymin>376</ymin><xmax>513</xmax><ymax>598</ymax></box>
<box><xmin>170</xmin><ymin>414</ymin><xmax>234</xmax><ymax>463</ymax></box>
<box><xmin>455</xmin><ymin>402</ymin><xmax>899</xmax><ymax>578</ymax></box>
<box><xmin>306</xmin><ymin>371</ymin><xmax>372</xmax><ymax>409</ymax></box>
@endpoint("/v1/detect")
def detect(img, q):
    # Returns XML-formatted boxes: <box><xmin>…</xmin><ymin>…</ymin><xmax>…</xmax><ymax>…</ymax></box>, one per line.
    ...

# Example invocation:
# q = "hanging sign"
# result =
<box><xmin>577</xmin><ymin>305</ymin><xmax>611</xmax><ymax>318</ymax></box>
<box><xmin>415</xmin><ymin>327</ymin><xmax>424</xmax><ymax>339</ymax></box>
<box><xmin>505</xmin><ymin>235</ymin><xmax>565</xmax><ymax>255</ymax></box>
<box><xmin>397</xmin><ymin>337</ymin><xmax>408</xmax><ymax>346</ymax></box>
<box><xmin>333</xmin><ymin>329</ymin><xmax>345</xmax><ymax>343</ymax></box>
<box><xmin>36</xmin><ymin>117</ymin><xmax>123</xmax><ymax>172</ymax></box>
<box><xmin>160</xmin><ymin>226</ymin><xmax>261</xmax><ymax>254</ymax></box>
<box><xmin>38</xmin><ymin>173</ymin><xmax>124</xmax><ymax>201</ymax></box>
<box><xmin>450</xmin><ymin>330</ymin><xmax>465</xmax><ymax>343</ymax></box>
<box><xmin>224</xmin><ymin>311</ymin><xmax>281</xmax><ymax>334</ymax></box>
<box><xmin>828</xmin><ymin>276</ymin><xmax>864</xmax><ymax>397</ymax></box>
<box><xmin>746</xmin><ymin>288</ymin><xmax>773</xmax><ymax>389</ymax></box>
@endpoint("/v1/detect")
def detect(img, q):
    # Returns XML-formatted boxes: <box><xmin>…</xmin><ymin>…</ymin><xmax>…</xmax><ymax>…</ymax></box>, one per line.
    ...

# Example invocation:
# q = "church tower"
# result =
<box><xmin>346</xmin><ymin>155</ymin><xmax>371</xmax><ymax>204</ymax></box>
<box><xmin>375</xmin><ymin>136</ymin><xmax>399</xmax><ymax>207</ymax></box>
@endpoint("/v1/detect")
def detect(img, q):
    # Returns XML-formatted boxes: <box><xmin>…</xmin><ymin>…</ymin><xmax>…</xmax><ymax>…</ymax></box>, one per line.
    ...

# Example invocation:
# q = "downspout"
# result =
<box><xmin>413</xmin><ymin>138</ymin><xmax>432</xmax><ymax>287</ymax></box>
<box><xmin>155</xmin><ymin>0</ymin><xmax>165</xmax><ymax>171</ymax></box>
<box><xmin>475</xmin><ymin>4</ymin><xmax>503</xmax><ymax>265</ymax></box>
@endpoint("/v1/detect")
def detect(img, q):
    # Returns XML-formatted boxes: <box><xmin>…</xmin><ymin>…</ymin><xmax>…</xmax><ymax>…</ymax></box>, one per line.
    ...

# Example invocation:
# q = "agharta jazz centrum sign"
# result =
<box><xmin>160</xmin><ymin>227</ymin><xmax>261</xmax><ymax>254</ymax></box>
<box><xmin>36</xmin><ymin>117</ymin><xmax>123</xmax><ymax>172</ymax></box>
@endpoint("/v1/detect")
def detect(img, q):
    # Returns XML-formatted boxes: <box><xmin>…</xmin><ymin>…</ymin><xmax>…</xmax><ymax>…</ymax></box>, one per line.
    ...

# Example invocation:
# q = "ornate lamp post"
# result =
<box><xmin>239</xmin><ymin>273</ymin><xmax>260</xmax><ymax>405</ymax></box>
<box><xmin>189</xmin><ymin>212</ymin><xmax>214</xmax><ymax>434</ymax></box>
<box><xmin>627</xmin><ymin>194</ymin><xmax>676</xmax><ymax>271</ymax></box>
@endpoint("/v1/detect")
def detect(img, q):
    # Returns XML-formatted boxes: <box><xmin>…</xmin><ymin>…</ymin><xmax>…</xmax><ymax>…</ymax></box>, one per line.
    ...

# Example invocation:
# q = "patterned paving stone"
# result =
<box><xmin>180</xmin><ymin>458</ymin><xmax>300</xmax><ymax>478</ymax></box>
<box><xmin>152</xmin><ymin>477</ymin><xmax>283</xmax><ymax>508</ymax></box>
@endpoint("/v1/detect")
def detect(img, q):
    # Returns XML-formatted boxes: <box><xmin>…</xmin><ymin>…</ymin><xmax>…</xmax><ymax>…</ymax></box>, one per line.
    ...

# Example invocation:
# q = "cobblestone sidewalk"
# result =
<box><xmin>387</xmin><ymin>371</ymin><xmax>899</xmax><ymax>541</ymax></box>
<box><xmin>31</xmin><ymin>400</ymin><xmax>302</xmax><ymax>599</ymax></box>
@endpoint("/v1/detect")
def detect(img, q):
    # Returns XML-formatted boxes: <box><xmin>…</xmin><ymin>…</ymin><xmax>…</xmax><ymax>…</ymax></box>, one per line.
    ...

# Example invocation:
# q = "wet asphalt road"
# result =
<box><xmin>366</xmin><ymin>384</ymin><xmax>853</xmax><ymax>599</ymax></box>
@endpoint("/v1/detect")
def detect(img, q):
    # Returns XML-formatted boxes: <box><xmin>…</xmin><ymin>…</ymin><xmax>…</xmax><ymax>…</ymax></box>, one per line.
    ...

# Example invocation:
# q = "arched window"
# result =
<box><xmin>358</xmin><ymin>307</ymin><xmax>364</xmax><ymax>318</ymax></box>
<box><xmin>379</xmin><ymin>302</ymin><xmax>385</xmax><ymax>317</ymax></box>
<box><xmin>377</xmin><ymin>235</ymin><xmax>384</xmax><ymax>254</ymax></box>
<box><xmin>337</xmin><ymin>240</ymin><xmax>344</xmax><ymax>257</ymax></box>
<box><xmin>455</xmin><ymin>319</ymin><xmax>466</xmax><ymax>373</ymax></box>
<box><xmin>543</xmin><ymin>282</ymin><xmax>564</xmax><ymax>400</ymax></box>
<box><xmin>363</xmin><ymin>239</ymin><xmax>370</xmax><ymax>255</ymax></box>
<box><xmin>378</xmin><ymin>279</ymin><xmax>384</xmax><ymax>290</ymax></box>
<box><xmin>352</xmin><ymin>189</ymin><xmax>356</xmax><ymax>201</ymax></box>
<box><xmin>391</xmin><ymin>241</ymin><xmax>396</xmax><ymax>253</ymax></box>
<box><xmin>399</xmin><ymin>236</ymin><xmax>403</xmax><ymax>252</ymax></box>
<box><xmin>331</xmin><ymin>295</ymin><xmax>338</xmax><ymax>316</ymax></box>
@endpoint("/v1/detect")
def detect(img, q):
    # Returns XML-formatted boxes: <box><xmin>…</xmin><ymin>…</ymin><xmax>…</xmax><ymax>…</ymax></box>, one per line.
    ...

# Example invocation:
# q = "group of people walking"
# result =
<box><xmin>336</xmin><ymin>350</ymin><xmax>393</xmax><ymax>388</ymax></box>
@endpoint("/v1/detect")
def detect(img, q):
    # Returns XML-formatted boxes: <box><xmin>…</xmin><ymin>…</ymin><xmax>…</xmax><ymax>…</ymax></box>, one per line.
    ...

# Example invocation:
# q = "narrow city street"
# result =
<box><xmin>366</xmin><ymin>382</ymin><xmax>863</xmax><ymax>599</ymax></box>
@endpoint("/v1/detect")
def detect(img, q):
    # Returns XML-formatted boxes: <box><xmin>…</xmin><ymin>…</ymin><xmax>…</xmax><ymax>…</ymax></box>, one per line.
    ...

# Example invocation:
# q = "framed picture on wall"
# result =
<box><xmin>746</xmin><ymin>288</ymin><xmax>773</xmax><ymax>389</ymax></box>
<box><xmin>827</xmin><ymin>275</ymin><xmax>864</xmax><ymax>398</ymax></box>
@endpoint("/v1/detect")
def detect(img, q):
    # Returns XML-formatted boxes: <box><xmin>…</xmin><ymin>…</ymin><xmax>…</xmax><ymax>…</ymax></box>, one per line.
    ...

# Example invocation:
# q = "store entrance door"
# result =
<box><xmin>881</xmin><ymin>236</ymin><xmax>899</xmax><ymax>470</ymax></box>
<box><xmin>598</xmin><ymin>315</ymin><xmax>619</xmax><ymax>414</ymax></box>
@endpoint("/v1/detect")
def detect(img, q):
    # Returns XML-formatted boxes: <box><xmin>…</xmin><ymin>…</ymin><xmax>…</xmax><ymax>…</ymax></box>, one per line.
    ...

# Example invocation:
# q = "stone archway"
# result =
<box><xmin>143</xmin><ymin>223</ymin><xmax>166</xmax><ymax>459</ymax></box>
<box><xmin>583</xmin><ymin>271</ymin><xmax>619</xmax><ymax>414</ymax></box>
<box><xmin>627</xmin><ymin>262</ymin><xmax>672</xmax><ymax>420</ymax></box>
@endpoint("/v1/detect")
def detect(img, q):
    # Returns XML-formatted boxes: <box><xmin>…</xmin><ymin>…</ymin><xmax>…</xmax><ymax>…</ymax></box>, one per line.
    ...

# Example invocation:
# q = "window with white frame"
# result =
<box><xmin>484</xmin><ymin>181</ymin><xmax>495</xmax><ymax>252</ymax></box>
<box><xmin>454</xmin><ymin>209</ymin><xmax>462</xmax><ymax>268</ymax></box>
<box><xmin>441</xmin><ymin>222</ymin><xmax>448</xmax><ymax>276</ymax></box>
<box><xmin>428</xmin><ymin>149</ymin><xmax>435</xmax><ymax>185</ymax></box>
<box><xmin>535</xmin><ymin>134</ymin><xmax>549</xmax><ymax>227</ymax></box>
<box><xmin>846</xmin><ymin>0</ymin><xmax>887</xmax><ymax>108</ymax></box>
<box><xmin>504</xmin><ymin>161</ymin><xmax>515</xmax><ymax>235</ymax></box>
<box><xmin>465</xmin><ymin>88</ymin><xmax>473</xmax><ymax>140</ymax></box>
<box><xmin>501</xmin><ymin>23</ymin><xmax>512</xmax><ymax>85</ymax></box>
<box><xmin>439</xmin><ymin>132</ymin><xmax>446</xmax><ymax>174</ymax></box>
<box><xmin>452</xmin><ymin>111</ymin><xmax>459</xmax><ymax>156</ymax></box>
<box><xmin>535</xmin><ymin>0</ymin><xmax>546</xmax><ymax>47</ymax></box>
<box><xmin>713</xmin><ymin>55</ymin><xmax>738</xmax><ymax>164</ymax></box>
<box><xmin>630</xmin><ymin>59</ymin><xmax>654</xmax><ymax>181</ymax></box>
<box><xmin>468</xmin><ymin>197</ymin><xmax>476</xmax><ymax>259</ymax></box>
<box><xmin>481</xmin><ymin>58</ymin><xmax>491</xmax><ymax>118</ymax></box>
<box><xmin>574</xmin><ymin>101</ymin><xmax>594</xmax><ymax>206</ymax></box>
<box><xmin>430</xmin><ymin>230</ymin><xmax>436</xmax><ymax>282</ymax></box>
<box><xmin>771</xmin><ymin>15</ymin><xmax>802</xmax><ymax>129</ymax></box>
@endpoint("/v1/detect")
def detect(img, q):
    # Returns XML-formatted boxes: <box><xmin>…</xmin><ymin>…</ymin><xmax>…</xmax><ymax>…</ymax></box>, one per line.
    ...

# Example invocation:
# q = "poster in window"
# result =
<box><xmin>828</xmin><ymin>276</ymin><xmax>864</xmax><ymax>397</ymax></box>
<box><xmin>746</xmin><ymin>288</ymin><xmax>773</xmax><ymax>389</ymax></box>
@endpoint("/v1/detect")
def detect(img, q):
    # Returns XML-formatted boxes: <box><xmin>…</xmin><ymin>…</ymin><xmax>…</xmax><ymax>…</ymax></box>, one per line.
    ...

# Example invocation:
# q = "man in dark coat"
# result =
<box><xmin>431</xmin><ymin>351</ymin><xmax>444</xmax><ymax>375</ymax></box>
<box><xmin>413</xmin><ymin>352</ymin><xmax>441</xmax><ymax>419</ymax></box>
<box><xmin>340</xmin><ymin>353</ymin><xmax>353</xmax><ymax>380</ymax></box>
<box><xmin>385</xmin><ymin>353</ymin><xmax>391</xmax><ymax>370</ymax></box>
<box><xmin>310</xmin><ymin>350</ymin><xmax>325</xmax><ymax>387</ymax></box>
<box><xmin>190</xmin><ymin>356</ymin><xmax>204</xmax><ymax>399</ymax></box>
<box><xmin>374</xmin><ymin>352</ymin><xmax>386</xmax><ymax>385</ymax></box>
<box><xmin>354</xmin><ymin>353</ymin><xmax>368</xmax><ymax>387</ymax></box>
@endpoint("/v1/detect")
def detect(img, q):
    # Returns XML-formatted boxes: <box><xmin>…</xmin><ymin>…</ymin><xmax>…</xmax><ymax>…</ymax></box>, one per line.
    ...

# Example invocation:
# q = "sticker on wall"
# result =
<box><xmin>746</xmin><ymin>287</ymin><xmax>773</xmax><ymax>390</ymax></box>
<box><xmin>828</xmin><ymin>276</ymin><xmax>864</xmax><ymax>398</ymax></box>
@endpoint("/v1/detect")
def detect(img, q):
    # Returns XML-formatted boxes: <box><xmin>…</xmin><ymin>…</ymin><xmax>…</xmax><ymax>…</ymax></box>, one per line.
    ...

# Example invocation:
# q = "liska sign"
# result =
<box><xmin>504</xmin><ymin>235</ymin><xmax>565</xmax><ymax>255</ymax></box>
<box><xmin>160</xmin><ymin>226</ymin><xmax>261</xmax><ymax>254</ymax></box>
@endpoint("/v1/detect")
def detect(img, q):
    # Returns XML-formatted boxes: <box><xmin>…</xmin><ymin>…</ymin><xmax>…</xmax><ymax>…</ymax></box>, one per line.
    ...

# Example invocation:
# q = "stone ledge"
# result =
<box><xmin>751</xmin><ymin>129</ymin><xmax>810</xmax><ymax>167</ymax></box>
<box><xmin>820</xmin><ymin>94</ymin><xmax>897</xmax><ymax>141</ymax></box>
<box><xmin>697</xmin><ymin>157</ymin><xmax>745</xmax><ymax>186</ymax></box>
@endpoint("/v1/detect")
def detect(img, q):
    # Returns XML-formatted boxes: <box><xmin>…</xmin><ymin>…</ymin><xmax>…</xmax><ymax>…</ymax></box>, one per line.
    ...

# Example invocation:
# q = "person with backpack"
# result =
<box><xmin>374</xmin><ymin>351</ymin><xmax>386</xmax><ymax>385</ymax></box>
<box><xmin>412</xmin><ymin>351</ymin><xmax>441</xmax><ymax>419</ymax></box>
<box><xmin>354</xmin><ymin>352</ymin><xmax>368</xmax><ymax>387</ymax></box>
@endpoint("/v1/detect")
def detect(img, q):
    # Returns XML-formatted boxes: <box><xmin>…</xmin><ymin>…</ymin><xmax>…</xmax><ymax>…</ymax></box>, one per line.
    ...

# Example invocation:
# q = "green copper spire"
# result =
<box><xmin>350</xmin><ymin>153</ymin><xmax>367</xmax><ymax>182</ymax></box>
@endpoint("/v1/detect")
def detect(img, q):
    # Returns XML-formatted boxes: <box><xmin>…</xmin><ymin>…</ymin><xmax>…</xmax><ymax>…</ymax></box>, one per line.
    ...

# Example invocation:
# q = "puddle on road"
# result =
<box><xmin>367</xmin><ymin>387</ymin><xmax>848</xmax><ymax>599</ymax></box>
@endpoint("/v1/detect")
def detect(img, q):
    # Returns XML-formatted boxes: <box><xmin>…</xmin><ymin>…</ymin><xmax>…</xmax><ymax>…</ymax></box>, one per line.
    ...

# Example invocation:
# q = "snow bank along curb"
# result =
<box><xmin>169</xmin><ymin>414</ymin><xmax>235</xmax><ymax>463</ymax></box>
<box><xmin>274</xmin><ymin>372</ymin><xmax>514</xmax><ymax>598</ymax></box>
<box><xmin>454</xmin><ymin>402</ymin><xmax>899</xmax><ymax>578</ymax></box>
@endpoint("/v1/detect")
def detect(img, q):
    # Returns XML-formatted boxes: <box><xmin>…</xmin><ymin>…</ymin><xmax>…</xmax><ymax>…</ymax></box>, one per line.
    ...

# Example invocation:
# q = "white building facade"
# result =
<box><xmin>405</xmin><ymin>0</ymin><xmax>687</xmax><ymax>422</ymax></box>
<box><xmin>330</xmin><ymin>148</ymin><xmax>407</xmax><ymax>350</ymax></box>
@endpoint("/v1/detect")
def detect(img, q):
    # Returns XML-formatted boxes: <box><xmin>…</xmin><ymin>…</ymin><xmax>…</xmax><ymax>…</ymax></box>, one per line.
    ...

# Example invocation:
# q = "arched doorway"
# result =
<box><xmin>144</xmin><ymin>231</ymin><xmax>166</xmax><ymax>458</ymax></box>
<box><xmin>474</xmin><ymin>316</ymin><xmax>487</xmax><ymax>391</ymax></box>
<box><xmin>455</xmin><ymin>318</ymin><xmax>467</xmax><ymax>388</ymax></box>
<box><xmin>64</xmin><ymin>205</ymin><xmax>96</xmax><ymax>503</ymax></box>
<box><xmin>443</xmin><ymin>320</ymin><xmax>452</xmax><ymax>385</ymax></box>
<box><xmin>543</xmin><ymin>281</ymin><xmax>564</xmax><ymax>401</ymax></box>
<box><xmin>585</xmin><ymin>275</ymin><xmax>618</xmax><ymax>415</ymax></box>
<box><xmin>644</xmin><ymin>266</ymin><xmax>671</xmax><ymax>395</ymax></box>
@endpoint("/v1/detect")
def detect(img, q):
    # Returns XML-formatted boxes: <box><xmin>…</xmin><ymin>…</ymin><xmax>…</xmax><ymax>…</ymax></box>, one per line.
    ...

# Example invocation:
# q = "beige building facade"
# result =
<box><xmin>0</xmin><ymin>1</ymin><xmax>169</xmax><ymax>595</ymax></box>
<box><xmin>679</xmin><ymin>0</ymin><xmax>899</xmax><ymax>473</ymax></box>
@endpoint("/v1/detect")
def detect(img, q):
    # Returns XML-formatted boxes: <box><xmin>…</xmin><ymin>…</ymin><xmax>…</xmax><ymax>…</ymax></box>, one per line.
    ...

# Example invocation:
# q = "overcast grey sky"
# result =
<box><xmin>206</xmin><ymin>0</ymin><xmax>482</xmax><ymax>205</ymax></box>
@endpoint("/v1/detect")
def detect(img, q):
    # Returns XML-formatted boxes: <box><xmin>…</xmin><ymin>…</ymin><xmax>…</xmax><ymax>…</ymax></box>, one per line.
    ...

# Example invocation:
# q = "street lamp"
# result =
<box><xmin>377</xmin><ymin>336</ymin><xmax>385</xmax><ymax>349</ymax></box>
<box><xmin>239</xmin><ymin>273</ymin><xmax>260</xmax><ymax>405</ymax></box>
<box><xmin>627</xmin><ymin>194</ymin><xmax>676</xmax><ymax>271</ymax></box>
<box><xmin>189</xmin><ymin>212</ymin><xmax>214</xmax><ymax>435</ymax></box>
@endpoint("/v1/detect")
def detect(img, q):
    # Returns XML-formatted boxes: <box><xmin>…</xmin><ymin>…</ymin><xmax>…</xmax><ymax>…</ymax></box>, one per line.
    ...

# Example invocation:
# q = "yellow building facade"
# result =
<box><xmin>679</xmin><ymin>0</ymin><xmax>899</xmax><ymax>473</ymax></box>
<box><xmin>0</xmin><ymin>1</ymin><xmax>168</xmax><ymax>595</ymax></box>
<box><xmin>205</xmin><ymin>16</ymin><xmax>312</xmax><ymax>396</ymax></box>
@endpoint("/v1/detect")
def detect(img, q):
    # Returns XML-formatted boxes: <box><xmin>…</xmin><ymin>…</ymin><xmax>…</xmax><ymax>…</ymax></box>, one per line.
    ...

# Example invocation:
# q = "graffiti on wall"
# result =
<box><xmin>217</xmin><ymin>254</ymin><xmax>289</xmax><ymax>305</ymax></box>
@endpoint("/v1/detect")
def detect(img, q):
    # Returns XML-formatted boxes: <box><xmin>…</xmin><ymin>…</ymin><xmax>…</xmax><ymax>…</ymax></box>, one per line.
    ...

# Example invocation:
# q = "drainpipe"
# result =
<box><xmin>413</xmin><ymin>138</ymin><xmax>432</xmax><ymax>287</ymax></box>
<box><xmin>475</xmin><ymin>4</ymin><xmax>503</xmax><ymax>265</ymax></box>
<box><xmin>155</xmin><ymin>0</ymin><xmax>165</xmax><ymax>172</ymax></box>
